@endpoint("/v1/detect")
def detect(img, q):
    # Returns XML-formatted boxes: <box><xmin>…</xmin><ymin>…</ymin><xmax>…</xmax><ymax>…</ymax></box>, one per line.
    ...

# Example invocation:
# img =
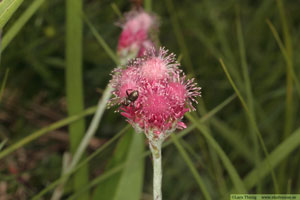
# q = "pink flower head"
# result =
<box><xmin>109</xmin><ymin>47</ymin><xmax>201</xmax><ymax>138</ymax></box>
<box><xmin>117</xmin><ymin>9</ymin><xmax>158</xmax><ymax>63</ymax></box>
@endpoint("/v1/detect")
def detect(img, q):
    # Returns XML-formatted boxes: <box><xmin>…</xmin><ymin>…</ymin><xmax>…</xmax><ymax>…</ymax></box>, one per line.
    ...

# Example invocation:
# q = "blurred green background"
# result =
<box><xmin>0</xmin><ymin>0</ymin><xmax>300</xmax><ymax>199</ymax></box>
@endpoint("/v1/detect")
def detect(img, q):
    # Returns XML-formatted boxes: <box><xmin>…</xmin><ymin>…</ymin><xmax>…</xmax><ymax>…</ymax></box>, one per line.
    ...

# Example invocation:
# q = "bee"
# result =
<box><xmin>122</xmin><ymin>89</ymin><xmax>139</xmax><ymax>106</ymax></box>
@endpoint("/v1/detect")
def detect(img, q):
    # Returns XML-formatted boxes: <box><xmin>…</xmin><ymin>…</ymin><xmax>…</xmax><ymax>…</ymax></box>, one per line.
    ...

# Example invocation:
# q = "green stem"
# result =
<box><xmin>66</xmin><ymin>0</ymin><xmax>89</xmax><ymax>198</ymax></box>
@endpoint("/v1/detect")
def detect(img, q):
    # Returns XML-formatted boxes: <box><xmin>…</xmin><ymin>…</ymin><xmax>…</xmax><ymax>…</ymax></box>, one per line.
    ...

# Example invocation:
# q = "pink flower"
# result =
<box><xmin>117</xmin><ymin>9</ymin><xmax>158</xmax><ymax>62</ymax></box>
<box><xmin>110</xmin><ymin>47</ymin><xmax>201</xmax><ymax>137</ymax></box>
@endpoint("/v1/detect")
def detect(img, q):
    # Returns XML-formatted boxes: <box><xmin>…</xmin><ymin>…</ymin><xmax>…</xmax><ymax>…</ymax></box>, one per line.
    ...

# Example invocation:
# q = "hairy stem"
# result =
<box><xmin>149</xmin><ymin>139</ymin><xmax>163</xmax><ymax>200</ymax></box>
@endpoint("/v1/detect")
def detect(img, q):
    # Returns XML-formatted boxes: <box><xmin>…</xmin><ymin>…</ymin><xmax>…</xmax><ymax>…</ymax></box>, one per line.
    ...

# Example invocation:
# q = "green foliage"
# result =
<box><xmin>1</xmin><ymin>0</ymin><xmax>300</xmax><ymax>199</ymax></box>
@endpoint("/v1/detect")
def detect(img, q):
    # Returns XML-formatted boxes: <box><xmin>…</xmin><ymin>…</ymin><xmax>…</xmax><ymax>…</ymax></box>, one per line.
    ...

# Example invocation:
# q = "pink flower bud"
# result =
<box><xmin>117</xmin><ymin>9</ymin><xmax>158</xmax><ymax>63</ymax></box>
<box><xmin>109</xmin><ymin>47</ymin><xmax>201</xmax><ymax>136</ymax></box>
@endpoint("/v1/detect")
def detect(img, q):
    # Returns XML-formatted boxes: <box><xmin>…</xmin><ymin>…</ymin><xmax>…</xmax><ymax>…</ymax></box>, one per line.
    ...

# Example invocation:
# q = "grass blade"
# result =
<box><xmin>0</xmin><ymin>68</ymin><xmax>9</xmax><ymax>102</ymax></box>
<box><xmin>219</xmin><ymin>58</ymin><xmax>248</xmax><ymax>112</ymax></box>
<box><xmin>243</xmin><ymin>126</ymin><xmax>300</xmax><ymax>190</ymax></box>
<box><xmin>0</xmin><ymin>30</ymin><xmax>2</xmax><ymax>64</ymax></box>
<box><xmin>236</xmin><ymin>8</ymin><xmax>260</xmax><ymax>191</ymax></box>
<box><xmin>219</xmin><ymin>58</ymin><xmax>279</xmax><ymax>193</ymax></box>
<box><xmin>0</xmin><ymin>106</ymin><xmax>97</xmax><ymax>160</ymax></box>
<box><xmin>2</xmin><ymin>0</ymin><xmax>45</xmax><ymax>51</ymax></box>
<box><xmin>211</xmin><ymin>118</ymin><xmax>254</xmax><ymax>164</ymax></box>
<box><xmin>0</xmin><ymin>0</ymin><xmax>24</xmax><ymax>29</ymax></box>
<box><xmin>92</xmin><ymin>129</ymin><xmax>144</xmax><ymax>200</ymax></box>
<box><xmin>83</xmin><ymin>13</ymin><xmax>119</xmax><ymax>65</ymax></box>
<box><xmin>277</xmin><ymin>0</ymin><xmax>294</xmax><ymax>138</ymax></box>
<box><xmin>112</xmin><ymin>132</ymin><xmax>144</xmax><ymax>200</ymax></box>
<box><xmin>70</xmin><ymin>85</ymin><xmax>112</xmax><ymax>171</ymax></box>
<box><xmin>52</xmin><ymin>85</ymin><xmax>113</xmax><ymax>199</ymax></box>
<box><xmin>171</xmin><ymin>133</ymin><xmax>212</xmax><ymax>200</ymax></box>
<box><xmin>92</xmin><ymin>130</ymin><xmax>133</xmax><ymax>200</ymax></box>
<box><xmin>110</xmin><ymin>3</ymin><xmax>122</xmax><ymax>18</ymax></box>
<box><xmin>202</xmin><ymin>0</ymin><xmax>242</xmax><ymax>86</ymax></box>
<box><xmin>266</xmin><ymin>20</ymin><xmax>300</xmax><ymax>97</ymax></box>
<box><xmin>66</xmin><ymin>0</ymin><xmax>89</xmax><ymax>198</ymax></box>
<box><xmin>0</xmin><ymin>138</ymin><xmax>7</xmax><ymax>151</ymax></box>
<box><xmin>275</xmin><ymin>0</ymin><xmax>295</xmax><ymax>191</ymax></box>
<box><xmin>236</xmin><ymin>8</ymin><xmax>256</xmax><ymax>134</ymax></box>
<box><xmin>186</xmin><ymin>113</ymin><xmax>247</xmax><ymax>193</ymax></box>
<box><xmin>164</xmin><ymin>0</ymin><xmax>194</xmax><ymax>75</ymax></box>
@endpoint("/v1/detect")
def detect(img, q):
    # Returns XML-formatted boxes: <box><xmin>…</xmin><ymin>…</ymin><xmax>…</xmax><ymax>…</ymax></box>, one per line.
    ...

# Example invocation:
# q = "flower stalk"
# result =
<box><xmin>149</xmin><ymin>137</ymin><xmax>163</xmax><ymax>200</ymax></box>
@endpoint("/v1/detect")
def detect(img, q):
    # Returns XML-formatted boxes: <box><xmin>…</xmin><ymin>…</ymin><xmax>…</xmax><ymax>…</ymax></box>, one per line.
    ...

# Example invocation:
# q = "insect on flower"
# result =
<box><xmin>122</xmin><ymin>89</ymin><xmax>139</xmax><ymax>106</ymax></box>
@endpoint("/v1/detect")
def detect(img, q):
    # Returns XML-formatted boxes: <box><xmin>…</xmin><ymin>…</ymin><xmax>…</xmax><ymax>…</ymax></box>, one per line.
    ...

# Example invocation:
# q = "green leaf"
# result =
<box><xmin>0</xmin><ymin>0</ymin><xmax>24</xmax><ymax>29</ymax></box>
<box><xmin>113</xmin><ymin>131</ymin><xmax>144</xmax><ymax>200</ymax></box>
<box><xmin>92</xmin><ymin>130</ymin><xmax>132</xmax><ymax>199</ymax></box>
<box><xmin>92</xmin><ymin>129</ymin><xmax>144</xmax><ymax>200</ymax></box>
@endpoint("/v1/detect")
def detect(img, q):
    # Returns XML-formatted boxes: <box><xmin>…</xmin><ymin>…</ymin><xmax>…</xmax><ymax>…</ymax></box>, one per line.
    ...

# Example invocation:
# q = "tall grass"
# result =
<box><xmin>65</xmin><ymin>0</ymin><xmax>89</xmax><ymax>198</ymax></box>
